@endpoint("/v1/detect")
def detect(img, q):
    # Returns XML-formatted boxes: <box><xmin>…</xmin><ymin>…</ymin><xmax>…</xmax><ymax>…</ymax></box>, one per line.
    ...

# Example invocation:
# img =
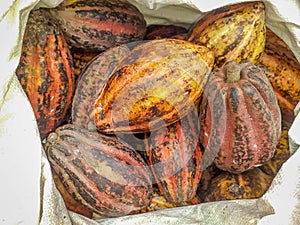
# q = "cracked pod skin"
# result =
<box><xmin>94</xmin><ymin>39</ymin><xmax>214</xmax><ymax>134</ymax></box>
<box><xmin>16</xmin><ymin>9</ymin><xmax>74</xmax><ymax>139</ymax></box>
<box><xmin>186</xmin><ymin>1</ymin><xmax>266</xmax><ymax>68</ymax></box>
<box><xmin>199</xmin><ymin>61</ymin><xmax>281</xmax><ymax>174</ymax></box>
<box><xmin>48</xmin><ymin>0</ymin><xmax>147</xmax><ymax>51</ymax></box>
<box><xmin>44</xmin><ymin>124</ymin><xmax>153</xmax><ymax>217</ymax></box>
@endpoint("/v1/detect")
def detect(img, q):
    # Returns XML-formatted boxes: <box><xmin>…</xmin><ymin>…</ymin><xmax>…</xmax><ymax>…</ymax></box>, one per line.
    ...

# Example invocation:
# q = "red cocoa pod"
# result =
<box><xmin>144</xmin><ymin>110</ymin><xmax>203</xmax><ymax>203</ymax></box>
<box><xmin>16</xmin><ymin>9</ymin><xmax>74</xmax><ymax>140</ymax></box>
<box><xmin>48</xmin><ymin>0</ymin><xmax>147</xmax><ymax>51</ymax></box>
<box><xmin>199</xmin><ymin>61</ymin><xmax>281</xmax><ymax>173</ymax></box>
<box><xmin>44</xmin><ymin>124</ymin><xmax>153</xmax><ymax>217</ymax></box>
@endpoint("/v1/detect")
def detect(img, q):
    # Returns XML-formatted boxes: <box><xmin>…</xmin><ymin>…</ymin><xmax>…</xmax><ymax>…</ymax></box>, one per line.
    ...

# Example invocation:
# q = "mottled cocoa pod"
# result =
<box><xmin>186</xmin><ymin>1</ymin><xmax>266</xmax><ymax>68</ymax></box>
<box><xmin>16</xmin><ymin>9</ymin><xmax>74</xmax><ymax>139</ymax></box>
<box><xmin>71</xmin><ymin>45</ymin><xmax>131</xmax><ymax>130</ymax></box>
<box><xmin>259</xmin><ymin>27</ymin><xmax>300</xmax><ymax>124</ymax></box>
<box><xmin>44</xmin><ymin>124</ymin><xmax>153</xmax><ymax>217</ymax></box>
<box><xmin>144</xmin><ymin>24</ymin><xmax>187</xmax><ymax>40</ymax></box>
<box><xmin>94</xmin><ymin>39</ymin><xmax>214</xmax><ymax>134</ymax></box>
<box><xmin>70</xmin><ymin>48</ymin><xmax>100</xmax><ymax>81</ymax></box>
<box><xmin>52</xmin><ymin>169</ymin><xmax>93</xmax><ymax>218</ymax></box>
<box><xmin>144</xmin><ymin>111</ymin><xmax>203</xmax><ymax>204</ymax></box>
<box><xmin>199</xmin><ymin>168</ymin><xmax>273</xmax><ymax>202</ymax></box>
<box><xmin>199</xmin><ymin>61</ymin><xmax>281</xmax><ymax>173</ymax></box>
<box><xmin>48</xmin><ymin>0</ymin><xmax>147</xmax><ymax>51</ymax></box>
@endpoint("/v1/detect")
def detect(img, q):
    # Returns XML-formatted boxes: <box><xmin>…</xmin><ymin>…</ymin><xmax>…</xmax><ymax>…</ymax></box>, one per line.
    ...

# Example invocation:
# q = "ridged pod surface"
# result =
<box><xmin>260</xmin><ymin>28</ymin><xmax>300</xmax><ymax>123</ymax></box>
<box><xmin>48</xmin><ymin>0</ymin><xmax>147</xmax><ymax>51</ymax></box>
<box><xmin>144</xmin><ymin>111</ymin><xmax>203</xmax><ymax>203</ymax></box>
<box><xmin>186</xmin><ymin>1</ymin><xmax>266</xmax><ymax>68</ymax></box>
<box><xmin>94</xmin><ymin>39</ymin><xmax>214</xmax><ymax>134</ymax></box>
<box><xmin>199</xmin><ymin>61</ymin><xmax>281</xmax><ymax>173</ymax></box>
<box><xmin>16</xmin><ymin>9</ymin><xmax>74</xmax><ymax>139</ymax></box>
<box><xmin>44</xmin><ymin>124</ymin><xmax>153</xmax><ymax>217</ymax></box>
<box><xmin>71</xmin><ymin>45</ymin><xmax>131</xmax><ymax>130</ymax></box>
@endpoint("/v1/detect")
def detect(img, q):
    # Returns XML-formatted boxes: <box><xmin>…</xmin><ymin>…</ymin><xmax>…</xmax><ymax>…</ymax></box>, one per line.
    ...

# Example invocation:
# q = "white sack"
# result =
<box><xmin>0</xmin><ymin>0</ymin><xmax>300</xmax><ymax>224</ymax></box>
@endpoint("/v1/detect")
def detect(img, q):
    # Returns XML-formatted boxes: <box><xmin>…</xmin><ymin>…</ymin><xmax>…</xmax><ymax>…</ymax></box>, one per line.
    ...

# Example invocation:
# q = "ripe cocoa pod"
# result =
<box><xmin>144</xmin><ymin>110</ymin><xmax>203</xmax><ymax>204</ymax></box>
<box><xmin>199</xmin><ymin>61</ymin><xmax>281</xmax><ymax>174</ymax></box>
<box><xmin>199</xmin><ymin>168</ymin><xmax>272</xmax><ymax>202</ymax></box>
<box><xmin>16</xmin><ymin>9</ymin><xmax>74</xmax><ymax>139</ymax></box>
<box><xmin>44</xmin><ymin>124</ymin><xmax>153</xmax><ymax>217</ymax></box>
<box><xmin>71</xmin><ymin>45</ymin><xmax>131</xmax><ymax>130</ymax></box>
<box><xmin>259</xmin><ymin>28</ymin><xmax>300</xmax><ymax>124</ymax></box>
<box><xmin>94</xmin><ymin>39</ymin><xmax>214</xmax><ymax>134</ymax></box>
<box><xmin>52</xmin><ymin>169</ymin><xmax>93</xmax><ymax>218</ymax></box>
<box><xmin>48</xmin><ymin>0</ymin><xmax>147</xmax><ymax>51</ymax></box>
<box><xmin>186</xmin><ymin>1</ymin><xmax>266</xmax><ymax>68</ymax></box>
<box><xmin>144</xmin><ymin>24</ymin><xmax>187</xmax><ymax>40</ymax></box>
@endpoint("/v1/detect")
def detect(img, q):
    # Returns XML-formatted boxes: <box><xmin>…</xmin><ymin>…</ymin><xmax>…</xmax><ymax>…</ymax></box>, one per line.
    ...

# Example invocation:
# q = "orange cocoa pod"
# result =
<box><xmin>94</xmin><ymin>39</ymin><xmax>214</xmax><ymax>134</ymax></box>
<box><xmin>186</xmin><ymin>1</ymin><xmax>266</xmax><ymax>68</ymax></box>
<box><xmin>16</xmin><ymin>9</ymin><xmax>74</xmax><ymax>139</ymax></box>
<box><xmin>260</xmin><ymin>27</ymin><xmax>300</xmax><ymax>123</ymax></box>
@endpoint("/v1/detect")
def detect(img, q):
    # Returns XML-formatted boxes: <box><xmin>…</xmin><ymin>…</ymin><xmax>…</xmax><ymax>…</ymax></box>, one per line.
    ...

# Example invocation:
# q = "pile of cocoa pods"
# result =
<box><xmin>16</xmin><ymin>0</ymin><xmax>298</xmax><ymax>219</ymax></box>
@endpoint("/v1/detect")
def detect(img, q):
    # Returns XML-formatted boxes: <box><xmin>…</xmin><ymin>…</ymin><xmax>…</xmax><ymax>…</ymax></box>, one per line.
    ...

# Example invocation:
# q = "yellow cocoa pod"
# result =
<box><xmin>94</xmin><ymin>39</ymin><xmax>214</xmax><ymax>134</ymax></box>
<box><xmin>186</xmin><ymin>1</ymin><xmax>266</xmax><ymax>68</ymax></box>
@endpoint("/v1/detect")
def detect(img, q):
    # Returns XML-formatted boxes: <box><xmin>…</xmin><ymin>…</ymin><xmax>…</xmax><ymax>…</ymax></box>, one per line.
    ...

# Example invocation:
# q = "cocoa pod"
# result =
<box><xmin>199</xmin><ymin>61</ymin><xmax>281</xmax><ymax>174</ymax></box>
<box><xmin>16</xmin><ymin>9</ymin><xmax>74</xmax><ymax>139</ymax></box>
<box><xmin>94</xmin><ymin>39</ymin><xmax>214</xmax><ymax>134</ymax></box>
<box><xmin>199</xmin><ymin>168</ymin><xmax>272</xmax><ymax>202</ymax></box>
<box><xmin>259</xmin><ymin>27</ymin><xmax>300</xmax><ymax>123</ymax></box>
<box><xmin>71</xmin><ymin>45</ymin><xmax>132</xmax><ymax>130</ymax></box>
<box><xmin>48</xmin><ymin>0</ymin><xmax>147</xmax><ymax>51</ymax></box>
<box><xmin>186</xmin><ymin>1</ymin><xmax>266</xmax><ymax>68</ymax></box>
<box><xmin>44</xmin><ymin>124</ymin><xmax>153</xmax><ymax>217</ymax></box>
<box><xmin>52</xmin><ymin>169</ymin><xmax>93</xmax><ymax>218</ymax></box>
<box><xmin>144</xmin><ymin>110</ymin><xmax>203</xmax><ymax>204</ymax></box>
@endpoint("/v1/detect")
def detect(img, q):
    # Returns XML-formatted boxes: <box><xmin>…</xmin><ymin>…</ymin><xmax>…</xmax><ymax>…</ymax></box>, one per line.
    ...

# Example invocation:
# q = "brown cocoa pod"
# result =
<box><xmin>200</xmin><ymin>168</ymin><xmax>273</xmax><ymax>202</ymax></box>
<box><xmin>44</xmin><ymin>124</ymin><xmax>153</xmax><ymax>217</ymax></box>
